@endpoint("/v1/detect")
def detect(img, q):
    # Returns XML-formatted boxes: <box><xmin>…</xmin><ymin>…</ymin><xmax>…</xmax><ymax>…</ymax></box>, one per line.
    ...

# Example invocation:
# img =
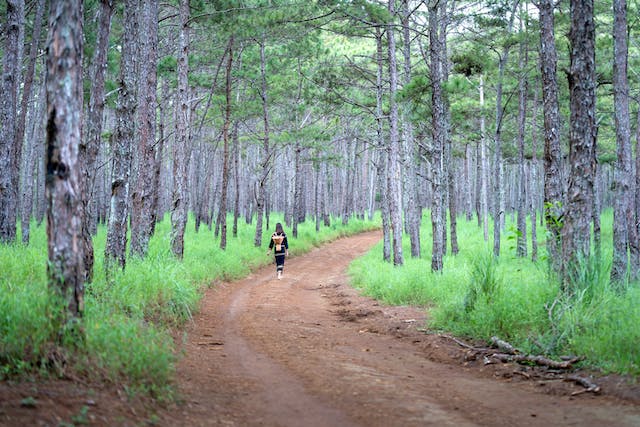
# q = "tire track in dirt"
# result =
<box><xmin>166</xmin><ymin>231</ymin><xmax>640</xmax><ymax>426</ymax></box>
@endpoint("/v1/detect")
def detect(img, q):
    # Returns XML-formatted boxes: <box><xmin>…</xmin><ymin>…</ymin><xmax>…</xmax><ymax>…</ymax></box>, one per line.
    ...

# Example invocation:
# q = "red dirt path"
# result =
<box><xmin>2</xmin><ymin>231</ymin><xmax>640</xmax><ymax>426</ymax></box>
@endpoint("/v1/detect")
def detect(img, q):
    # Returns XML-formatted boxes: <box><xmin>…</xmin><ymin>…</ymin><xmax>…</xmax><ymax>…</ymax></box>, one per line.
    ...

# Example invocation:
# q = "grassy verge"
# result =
<box><xmin>349</xmin><ymin>210</ymin><xmax>640</xmax><ymax>376</ymax></box>
<box><xmin>0</xmin><ymin>213</ymin><xmax>380</xmax><ymax>396</ymax></box>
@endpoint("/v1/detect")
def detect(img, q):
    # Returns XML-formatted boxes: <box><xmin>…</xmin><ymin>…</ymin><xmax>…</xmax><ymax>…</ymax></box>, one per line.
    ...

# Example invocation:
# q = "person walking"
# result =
<box><xmin>268</xmin><ymin>223</ymin><xmax>289</xmax><ymax>279</ymax></box>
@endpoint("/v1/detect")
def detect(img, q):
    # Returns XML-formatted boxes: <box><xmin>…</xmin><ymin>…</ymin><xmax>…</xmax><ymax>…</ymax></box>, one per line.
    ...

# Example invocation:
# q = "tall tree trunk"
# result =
<box><xmin>633</xmin><ymin>103</ymin><xmax>640</xmax><ymax>276</ymax></box>
<box><xmin>465</xmin><ymin>142</ymin><xmax>473</xmax><ymax>221</ymax></box>
<box><xmin>293</xmin><ymin>142</ymin><xmax>303</xmax><ymax>236</ymax></box>
<box><xmin>45</xmin><ymin>0</ymin><xmax>85</xmax><ymax>318</ymax></box>
<box><xmin>130</xmin><ymin>0</ymin><xmax>159</xmax><ymax>258</ymax></box>
<box><xmin>516</xmin><ymin>10</ymin><xmax>529</xmax><ymax>258</ymax></box>
<box><xmin>105</xmin><ymin>0</ymin><xmax>138</xmax><ymax>272</ymax></box>
<box><xmin>537</xmin><ymin>0</ymin><xmax>563</xmax><ymax>271</ymax></box>
<box><xmin>233</xmin><ymin>121</ymin><xmax>240</xmax><ymax>238</ymax></box>
<box><xmin>388</xmin><ymin>0</ymin><xmax>404</xmax><ymax>266</ymax></box>
<box><xmin>254</xmin><ymin>36</ymin><xmax>270</xmax><ymax>247</ymax></box>
<box><xmin>479</xmin><ymin>75</ymin><xmax>489</xmax><ymax>242</ymax></box>
<box><xmin>21</xmin><ymin>78</ymin><xmax>45</xmax><ymax>246</ymax></box>
<box><xmin>441</xmin><ymin>0</ymin><xmax>457</xmax><ymax>256</ymax></box>
<box><xmin>429</xmin><ymin>0</ymin><xmax>445</xmax><ymax>271</ymax></box>
<box><xmin>80</xmin><ymin>0</ymin><xmax>113</xmax><ymax>280</ymax></box>
<box><xmin>152</xmin><ymin>77</ymin><xmax>168</xmax><ymax>233</ymax></box>
<box><xmin>0</xmin><ymin>0</ymin><xmax>25</xmax><ymax>243</ymax></box>
<box><xmin>19</xmin><ymin>0</ymin><xmax>46</xmax><ymax>244</ymax></box>
<box><xmin>531</xmin><ymin>89</ymin><xmax>539</xmax><ymax>262</ymax></box>
<box><xmin>401</xmin><ymin>0</ymin><xmax>421</xmax><ymax>258</ymax></box>
<box><xmin>219</xmin><ymin>35</ymin><xmax>234</xmax><ymax>250</ymax></box>
<box><xmin>611</xmin><ymin>0</ymin><xmax>634</xmax><ymax>284</ymax></box>
<box><xmin>170</xmin><ymin>0</ymin><xmax>190</xmax><ymax>259</ymax></box>
<box><xmin>493</xmin><ymin>0</ymin><xmax>519</xmax><ymax>257</ymax></box>
<box><xmin>562</xmin><ymin>0</ymin><xmax>597</xmax><ymax>288</ymax></box>
<box><xmin>375</xmin><ymin>26</ymin><xmax>391</xmax><ymax>262</ymax></box>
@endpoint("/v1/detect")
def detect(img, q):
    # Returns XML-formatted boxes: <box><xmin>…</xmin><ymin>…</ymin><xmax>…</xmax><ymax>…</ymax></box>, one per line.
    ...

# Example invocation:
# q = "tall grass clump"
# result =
<box><xmin>1</xmin><ymin>213</ymin><xmax>380</xmax><ymax>392</ymax></box>
<box><xmin>350</xmin><ymin>209</ymin><xmax>640</xmax><ymax>376</ymax></box>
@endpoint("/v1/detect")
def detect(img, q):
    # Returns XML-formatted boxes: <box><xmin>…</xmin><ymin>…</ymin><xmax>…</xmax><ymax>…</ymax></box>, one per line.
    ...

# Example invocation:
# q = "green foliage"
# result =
<box><xmin>350</xmin><ymin>210</ymin><xmax>640</xmax><ymax>376</ymax></box>
<box><xmin>0</xmin><ymin>213</ymin><xmax>379</xmax><ymax>394</ymax></box>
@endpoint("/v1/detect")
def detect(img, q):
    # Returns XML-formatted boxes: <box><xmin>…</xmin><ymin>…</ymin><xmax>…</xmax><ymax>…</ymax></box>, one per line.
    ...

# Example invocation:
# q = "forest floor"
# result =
<box><xmin>2</xmin><ymin>231</ymin><xmax>640</xmax><ymax>426</ymax></box>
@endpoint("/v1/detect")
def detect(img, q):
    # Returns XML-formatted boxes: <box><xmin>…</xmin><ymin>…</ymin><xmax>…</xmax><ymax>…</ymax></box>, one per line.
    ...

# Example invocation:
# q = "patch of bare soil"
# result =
<box><xmin>2</xmin><ymin>231</ymin><xmax>640</xmax><ymax>426</ymax></box>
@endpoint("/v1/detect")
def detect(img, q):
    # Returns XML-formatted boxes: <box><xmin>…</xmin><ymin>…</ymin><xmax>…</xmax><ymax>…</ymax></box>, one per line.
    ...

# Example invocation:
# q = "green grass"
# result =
<box><xmin>0</xmin><ymin>213</ymin><xmax>380</xmax><ymax>394</ymax></box>
<box><xmin>349</xmin><ymin>209</ymin><xmax>640</xmax><ymax>376</ymax></box>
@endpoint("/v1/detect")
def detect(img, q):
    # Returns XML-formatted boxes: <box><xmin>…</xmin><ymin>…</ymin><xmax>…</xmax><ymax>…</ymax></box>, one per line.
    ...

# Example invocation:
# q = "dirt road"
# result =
<box><xmin>163</xmin><ymin>231</ymin><xmax>640</xmax><ymax>426</ymax></box>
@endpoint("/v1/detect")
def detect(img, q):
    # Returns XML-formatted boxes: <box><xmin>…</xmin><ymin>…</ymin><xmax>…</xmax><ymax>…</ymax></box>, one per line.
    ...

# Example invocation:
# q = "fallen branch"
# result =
<box><xmin>565</xmin><ymin>374</ymin><xmax>601</xmax><ymax>395</ymax></box>
<box><xmin>491</xmin><ymin>353</ymin><xmax>581</xmax><ymax>369</ymax></box>
<box><xmin>490</xmin><ymin>336</ymin><xmax>519</xmax><ymax>355</ymax></box>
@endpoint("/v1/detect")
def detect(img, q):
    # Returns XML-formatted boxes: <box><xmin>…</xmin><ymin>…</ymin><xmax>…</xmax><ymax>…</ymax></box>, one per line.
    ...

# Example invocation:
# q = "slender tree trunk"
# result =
<box><xmin>429</xmin><ymin>0</ymin><xmax>445</xmax><ymax>271</ymax></box>
<box><xmin>388</xmin><ymin>0</ymin><xmax>404</xmax><ymax>266</ymax></box>
<box><xmin>105</xmin><ymin>0</ymin><xmax>138</xmax><ymax>272</ymax></box>
<box><xmin>233</xmin><ymin>121</ymin><xmax>240</xmax><ymax>238</ymax></box>
<box><xmin>562</xmin><ymin>0</ymin><xmax>597</xmax><ymax>288</ymax></box>
<box><xmin>516</xmin><ymin>11</ymin><xmax>529</xmax><ymax>258</ymax></box>
<box><xmin>440</xmin><ymin>0</ymin><xmax>457</xmax><ymax>256</ymax></box>
<box><xmin>19</xmin><ymin>0</ymin><xmax>45</xmax><ymax>244</ymax></box>
<box><xmin>20</xmin><ymin>81</ymin><xmax>44</xmax><ymax>246</ymax></box>
<box><xmin>79</xmin><ymin>0</ymin><xmax>112</xmax><ymax>280</ymax></box>
<box><xmin>219</xmin><ymin>36</ymin><xmax>234</xmax><ymax>250</ymax></box>
<box><xmin>465</xmin><ymin>143</ymin><xmax>473</xmax><ymax>221</ymax></box>
<box><xmin>611</xmin><ymin>0</ymin><xmax>634</xmax><ymax>284</ymax></box>
<box><xmin>531</xmin><ymin>89</ymin><xmax>539</xmax><ymax>262</ymax></box>
<box><xmin>479</xmin><ymin>75</ymin><xmax>489</xmax><ymax>241</ymax></box>
<box><xmin>401</xmin><ymin>0</ymin><xmax>421</xmax><ymax>258</ymax></box>
<box><xmin>538</xmin><ymin>0</ymin><xmax>563</xmax><ymax>271</ymax></box>
<box><xmin>0</xmin><ymin>0</ymin><xmax>25</xmax><ymax>243</ymax></box>
<box><xmin>152</xmin><ymin>78</ymin><xmax>168</xmax><ymax>232</ymax></box>
<box><xmin>254</xmin><ymin>36</ymin><xmax>270</xmax><ymax>247</ymax></box>
<box><xmin>170</xmin><ymin>0</ymin><xmax>190</xmax><ymax>259</ymax></box>
<box><xmin>493</xmin><ymin>0</ymin><xmax>519</xmax><ymax>257</ymax></box>
<box><xmin>130</xmin><ymin>0</ymin><xmax>159</xmax><ymax>258</ymax></box>
<box><xmin>633</xmin><ymin>103</ymin><xmax>640</xmax><ymax>276</ymax></box>
<box><xmin>293</xmin><ymin>142</ymin><xmax>304</xmax><ymax>236</ymax></box>
<box><xmin>45</xmin><ymin>0</ymin><xmax>86</xmax><ymax>318</ymax></box>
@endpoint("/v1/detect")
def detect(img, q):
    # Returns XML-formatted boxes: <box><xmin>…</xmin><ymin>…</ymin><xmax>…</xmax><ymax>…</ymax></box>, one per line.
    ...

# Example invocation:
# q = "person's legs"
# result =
<box><xmin>276</xmin><ymin>254</ymin><xmax>285</xmax><ymax>279</ymax></box>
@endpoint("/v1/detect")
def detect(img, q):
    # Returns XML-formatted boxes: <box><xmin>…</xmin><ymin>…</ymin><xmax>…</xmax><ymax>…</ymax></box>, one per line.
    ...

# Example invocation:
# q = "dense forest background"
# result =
<box><xmin>1</xmin><ymin>0</ymin><xmax>640</xmax><ymax>386</ymax></box>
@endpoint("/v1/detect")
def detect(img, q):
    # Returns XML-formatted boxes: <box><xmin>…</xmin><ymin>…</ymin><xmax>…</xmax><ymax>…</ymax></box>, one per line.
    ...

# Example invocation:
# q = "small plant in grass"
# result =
<box><xmin>463</xmin><ymin>253</ymin><xmax>500</xmax><ymax>313</ymax></box>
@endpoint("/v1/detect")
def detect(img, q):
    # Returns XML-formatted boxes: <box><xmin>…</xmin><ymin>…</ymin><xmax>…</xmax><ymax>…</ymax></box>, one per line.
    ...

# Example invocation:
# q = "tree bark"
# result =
<box><xmin>387</xmin><ymin>0</ymin><xmax>404</xmax><ymax>266</ymax></box>
<box><xmin>254</xmin><ymin>36</ymin><xmax>270</xmax><ymax>247</ymax></box>
<box><xmin>233</xmin><ymin>121</ymin><xmax>240</xmax><ymax>238</ymax></box>
<box><xmin>401</xmin><ymin>0</ymin><xmax>421</xmax><ymax>258</ymax></box>
<box><xmin>130</xmin><ymin>0</ymin><xmax>159</xmax><ymax>258</ymax></box>
<box><xmin>610</xmin><ymin>0</ymin><xmax>634</xmax><ymax>284</ymax></box>
<box><xmin>479</xmin><ymin>75</ymin><xmax>489</xmax><ymax>242</ymax></box>
<box><xmin>633</xmin><ymin>103</ymin><xmax>640</xmax><ymax>277</ymax></box>
<box><xmin>537</xmin><ymin>0</ymin><xmax>564</xmax><ymax>271</ymax></box>
<box><xmin>562</xmin><ymin>0</ymin><xmax>597</xmax><ymax>288</ymax></box>
<box><xmin>0</xmin><ymin>0</ymin><xmax>25</xmax><ymax>243</ymax></box>
<box><xmin>531</xmin><ymin>89</ymin><xmax>539</xmax><ymax>262</ymax></box>
<box><xmin>516</xmin><ymin>10</ymin><xmax>529</xmax><ymax>258</ymax></box>
<box><xmin>45</xmin><ymin>0</ymin><xmax>86</xmax><ymax>318</ymax></box>
<box><xmin>170</xmin><ymin>0</ymin><xmax>191</xmax><ymax>259</ymax></box>
<box><xmin>374</xmin><ymin>27</ymin><xmax>390</xmax><ymax>261</ymax></box>
<box><xmin>219</xmin><ymin>35</ymin><xmax>234</xmax><ymax>250</ymax></box>
<box><xmin>19</xmin><ymin>0</ymin><xmax>46</xmax><ymax>244</ymax></box>
<box><xmin>493</xmin><ymin>0</ymin><xmax>519</xmax><ymax>257</ymax></box>
<box><xmin>429</xmin><ymin>0</ymin><xmax>445</xmax><ymax>271</ymax></box>
<box><xmin>105</xmin><ymin>0</ymin><xmax>138</xmax><ymax>272</ymax></box>
<box><xmin>80</xmin><ymin>0</ymin><xmax>113</xmax><ymax>282</ymax></box>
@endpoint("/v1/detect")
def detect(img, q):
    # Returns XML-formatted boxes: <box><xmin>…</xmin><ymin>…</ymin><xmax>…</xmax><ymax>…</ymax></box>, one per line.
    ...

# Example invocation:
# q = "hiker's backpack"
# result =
<box><xmin>272</xmin><ymin>233</ymin><xmax>285</xmax><ymax>251</ymax></box>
